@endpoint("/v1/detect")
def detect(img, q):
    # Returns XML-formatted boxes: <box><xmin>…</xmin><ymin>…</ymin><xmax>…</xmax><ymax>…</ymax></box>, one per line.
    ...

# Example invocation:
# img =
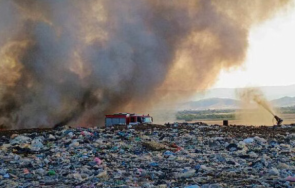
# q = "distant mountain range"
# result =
<box><xmin>180</xmin><ymin>98</ymin><xmax>239</xmax><ymax>110</ymax></box>
<box><xmin>194</xmin><ymin>84</ymin><xmax>295</xmax><ymax>100</ymax></box>
<box><xmin>272</xmin><ymin>96</ymin><xmax>295</xmax><ymax>107</ymax></box>
<box><xmin>180</xmin><ymin>96</ymin><xmax>295</xmax><ymax>110</ymax></box>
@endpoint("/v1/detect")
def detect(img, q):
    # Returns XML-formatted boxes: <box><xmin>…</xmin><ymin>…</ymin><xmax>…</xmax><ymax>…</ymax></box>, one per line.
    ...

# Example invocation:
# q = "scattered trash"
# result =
<box><xmin>94</xmin><ymin>157</ymin><xmax>102</xmax><ymax>165</ymax></box>
<box><xmin>47</xmin><ymin>170</ymin><xmax>56</xmax><ymax>176</ymax></box>
<box><xmin>226</xmin><ymin>143</ymin><xmax>239</xmax><ymax>151</ymax></box>
<box><xmin>243</xmin><ymin>137</ymin><xmax>254</xmax><ymax>144</ymax></box>
<box><xmin>142</xmin><ymin>140</ymin><xmax>167</xmax><ymax>151</ymax></box>
<box><xmin>149</xmin><ymin>162</ymin><xmax>159</xmax><ymax>167</ymax></box>
<box><xmin>30</xmin><ymin>137</ymin><xmax>44</xmax><ymax>151</ymax></box>
<box><xmin>3</xmin><ymin>173</ymin><xmax>10</xmax><ymax>178</ymax></box>
<box><xmin>0</xmin><ymin>124</ymin><xmax>295</xmax><ymax>187</ymax></box>
<box><xmin>163</xmin><ymin>150</ymin><xmax>174</xmax><ymax>157</ymax></box>
<box><xmin>184</xmin><ymin>185</ymin><xmax>200</xmax><ymax>188</ymax></box>
<box><xmin>176</xmin><ymin>169</ymin><xmax>196</xmax><ymax>178</ymax></box>
<box><xmin>286</xmin><ymin>176</ymin><xmax>295</xmax><ymax>182</ymax></box>
<box><xmin>10</xmin><ymin>135</ymin><xmax>31</xmax><ymax>145</ymax></box>
<box><xmin>23</xmin><ymin>168</ymin><xmax>30</xmax><ymax>174</ymax></box>
<box><xmin>254</xmin><ymin>136</ymin><xmax>267</xmax><ymax>144</ymax></box>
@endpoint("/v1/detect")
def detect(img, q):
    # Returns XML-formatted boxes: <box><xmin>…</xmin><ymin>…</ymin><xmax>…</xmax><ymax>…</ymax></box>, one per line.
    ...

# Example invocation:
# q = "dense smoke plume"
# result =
<box><xmin>237</xmin><ymin>88</ymin><xmax>277</xmax><ymax>126</ymax></box>
<box><xmin>0</xmin><ymin>0</ymin><xmax>291</xmax><ymax>128</ymax></box>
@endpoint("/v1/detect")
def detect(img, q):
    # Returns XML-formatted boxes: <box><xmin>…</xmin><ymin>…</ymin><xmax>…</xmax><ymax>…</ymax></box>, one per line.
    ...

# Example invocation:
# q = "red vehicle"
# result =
<box><xmin>105</xmin><ymin>113</ymin><xmax>153</xmax><ymax>127</ymax></box>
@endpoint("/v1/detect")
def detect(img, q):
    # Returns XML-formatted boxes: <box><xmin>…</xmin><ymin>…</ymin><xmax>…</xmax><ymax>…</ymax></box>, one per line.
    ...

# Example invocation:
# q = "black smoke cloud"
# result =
<box><xmin>0</xmin><ymin>0</ymin><xmax>291</xmax><ymax>128</ymax></box>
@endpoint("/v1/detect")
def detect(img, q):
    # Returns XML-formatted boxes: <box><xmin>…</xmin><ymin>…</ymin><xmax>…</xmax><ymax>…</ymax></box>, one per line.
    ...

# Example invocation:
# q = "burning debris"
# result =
<box><xmin>0</xmin><ymin>0</ymin><xmax>292</xmax><ymax>129</ymax></box>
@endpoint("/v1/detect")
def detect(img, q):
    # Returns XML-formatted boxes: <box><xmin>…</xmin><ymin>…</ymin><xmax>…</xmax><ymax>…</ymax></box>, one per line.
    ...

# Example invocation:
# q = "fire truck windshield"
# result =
<box><xmin>143</xmin><ymin>117</ymin><xmax>152</xmax><ymax>123</ymax></box>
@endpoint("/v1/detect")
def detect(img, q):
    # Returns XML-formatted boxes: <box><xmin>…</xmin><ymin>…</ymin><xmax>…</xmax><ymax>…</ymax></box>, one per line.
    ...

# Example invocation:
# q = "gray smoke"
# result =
<box><xmin>0</xmin><ymin>0</ymin><xmax>291</xmax><ymax>128</ymax></box>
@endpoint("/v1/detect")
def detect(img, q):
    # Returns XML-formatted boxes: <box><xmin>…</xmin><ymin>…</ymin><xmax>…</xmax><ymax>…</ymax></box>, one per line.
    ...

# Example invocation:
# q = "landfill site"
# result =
<box><xmin>0</xmin><ymin>122</ymin><xmax>295</xmax><ymax>188</ymax></box>
<box><xmin>1</xmin><ymin>0</ymin><xmax>295</xmax><ymax>188</ymax></box>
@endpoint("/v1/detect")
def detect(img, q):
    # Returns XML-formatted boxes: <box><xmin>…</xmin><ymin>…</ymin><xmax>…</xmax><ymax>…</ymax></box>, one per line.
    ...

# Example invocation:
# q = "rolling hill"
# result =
<box><xmin>181</xmin><ymin>96</ymin><xmax>295</xmax><ymax>110</ymax></box>
<box><xmin>271</xmin><ymin>96</ymin><xmax>295</xmax><ymax>107</ymax></box>
<box><xmin>180</xmin><ymin>98</ymin><xmax>239</xmax><ymax>110</ymax></box>
<box><xmin>194</xmin><ymin>84</ymin><xmax>295</xmax><ymax>100</ymax></box>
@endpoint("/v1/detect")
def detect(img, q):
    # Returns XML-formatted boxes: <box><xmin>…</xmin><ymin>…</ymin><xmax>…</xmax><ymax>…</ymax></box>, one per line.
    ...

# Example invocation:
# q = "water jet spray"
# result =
<box><xmin>256</xmin><ymin>100</ymin><xmax>283</xmax><ymax>126</ymax></box>
<box><xmin>238</xmin><ymin>88</ymin><xmax>284</xmax><ymax>126</ymax></box>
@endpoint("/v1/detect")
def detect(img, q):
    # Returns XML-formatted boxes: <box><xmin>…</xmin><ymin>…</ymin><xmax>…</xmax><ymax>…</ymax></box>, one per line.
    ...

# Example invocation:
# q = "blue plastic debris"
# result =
<box><xmin>4</xmin><ymin>173</ymin><xmax>10</xmax><ymax>178</ymax></box>
<box><xmin>184</xmin><ymin>185</ymin><xmax>200</xmax><ymax>188</ymax></box>
<box><xmin>149</xmin><ymin>162</ymin><xmax>159</xmax><ymax>167</ymax></box>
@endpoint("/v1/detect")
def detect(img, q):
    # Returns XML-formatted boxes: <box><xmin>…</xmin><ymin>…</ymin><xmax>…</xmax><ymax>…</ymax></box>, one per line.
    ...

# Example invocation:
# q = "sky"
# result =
<box><xmin>213</xmin><ymin>5</ymin><xmax>295</xmax><ymax>89</ymax></box>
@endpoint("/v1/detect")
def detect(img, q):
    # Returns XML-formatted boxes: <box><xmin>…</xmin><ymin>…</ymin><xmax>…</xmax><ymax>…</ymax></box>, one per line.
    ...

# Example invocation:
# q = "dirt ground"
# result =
<box><xmin>200</xmin><ymin>114</ymin><xmax>295</xmax><ymax>126</ymax></box>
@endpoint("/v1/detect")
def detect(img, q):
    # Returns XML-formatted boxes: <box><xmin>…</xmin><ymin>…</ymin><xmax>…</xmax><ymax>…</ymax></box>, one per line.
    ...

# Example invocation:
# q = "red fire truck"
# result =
<box><xmin>105</xmin><ymin>113</ymin><xmax>153</xmax><ymax>127</ymax></box>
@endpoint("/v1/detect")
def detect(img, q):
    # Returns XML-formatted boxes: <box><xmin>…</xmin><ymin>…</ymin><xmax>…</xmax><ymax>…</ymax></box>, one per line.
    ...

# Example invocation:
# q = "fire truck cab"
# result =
<box><xmin>105</xmin><ymin>113</ymin><xmax>153</xmax><ymax>127</ymax></box>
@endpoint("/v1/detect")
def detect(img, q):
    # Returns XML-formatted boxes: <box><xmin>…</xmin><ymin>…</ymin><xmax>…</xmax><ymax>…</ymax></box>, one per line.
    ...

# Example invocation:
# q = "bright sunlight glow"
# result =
<box><xmin>214</xmin><ymin>5</ymin><xmax>295</xmax><ymax>88</ymax></box>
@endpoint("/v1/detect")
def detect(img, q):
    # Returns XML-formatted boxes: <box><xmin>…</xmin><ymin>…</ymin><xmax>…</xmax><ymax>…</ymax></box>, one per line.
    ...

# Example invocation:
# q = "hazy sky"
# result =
<box><xmin>213</xmin><ymin>5</ymin><xmax>295</xmax><ymax>89</ymax></box>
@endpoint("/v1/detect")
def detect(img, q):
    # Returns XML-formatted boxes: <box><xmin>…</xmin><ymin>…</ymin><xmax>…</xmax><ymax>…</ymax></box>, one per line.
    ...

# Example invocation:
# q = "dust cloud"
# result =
<box><xmin>236</xmin><ymin>88</ymin><xmax>278</xmax><ymax>126</ymax></box>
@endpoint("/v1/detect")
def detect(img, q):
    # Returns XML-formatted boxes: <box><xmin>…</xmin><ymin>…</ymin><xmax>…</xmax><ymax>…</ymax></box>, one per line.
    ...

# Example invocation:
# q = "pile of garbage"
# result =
<box><xmin>1</xmin><ymin>124</ymin><xmax>295</xmax><ymax>187</ymax></box>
